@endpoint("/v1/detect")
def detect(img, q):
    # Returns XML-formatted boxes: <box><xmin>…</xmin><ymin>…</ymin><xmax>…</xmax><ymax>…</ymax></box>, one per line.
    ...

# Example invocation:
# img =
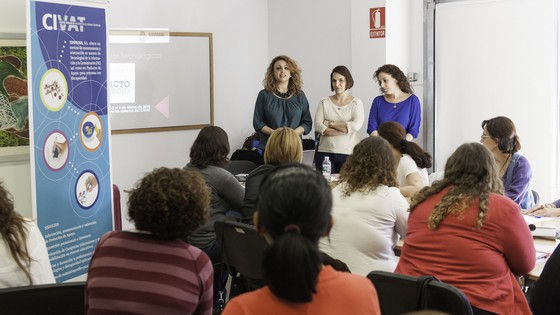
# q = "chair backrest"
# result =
<box><xmin>113</xmin><ymin>184</ymin><xmax>122</xmax><ymax>231</ymax></box>
<box><xmin>367</xmin><ymin>270</ymin><xmax>473</xmax><ymax>315</ymax></box>
<box><xmin>532</xmin><ymin>189</ymin><xmax>540</xmax><ymax>205</ymax></box>
<box><xmin>225</xmin><ymin>160</ymin><xmax>258</xmax><ymax>175</ymax></box>
<box><xmin>214</xmin><ymin>220</ymin><xmax>268</xmax><ymax>292</ymax></box>
<box><xmin>0</xmin><ymin>281</ymin><xmax>86</xmax><ymax>315</ymax></box>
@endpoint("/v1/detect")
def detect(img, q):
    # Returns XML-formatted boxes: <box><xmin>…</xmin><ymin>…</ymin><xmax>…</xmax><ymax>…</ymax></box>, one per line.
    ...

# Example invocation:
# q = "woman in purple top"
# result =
<box><xmin>480</xmin><ymin>116</ymin><xmax>535</xmax><ymax>209</ymax></box>
<box><xmin>367</xmin><ymin>64</ymin><xmax>421</xmax><ymax>140</ymax></box>
<box><xmin>524</xmin><ymin>199</ymin><xmax>560</xmax><ymax>217</ymax></box>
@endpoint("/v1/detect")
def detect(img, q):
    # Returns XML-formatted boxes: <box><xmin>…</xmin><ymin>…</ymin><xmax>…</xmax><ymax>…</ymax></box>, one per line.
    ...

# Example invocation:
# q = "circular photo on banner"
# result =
<box><xmin>80</xmin><ymin>112</ymin><xmax>102</xmax><ymax>151</ymax></box>
<box><xmin>75</xmin><ymin>170</ymin><xmax>99</xmax><ymax>209</ymax></box>
<box><xmin>43</xmin><ymin>130</ymin><xmax>69</xmax><ymax>171</ymax></box>
<box><xmin>40</xmin><ymin>68</ymin><xmax>68</xmax><ymax>112</ymax></box>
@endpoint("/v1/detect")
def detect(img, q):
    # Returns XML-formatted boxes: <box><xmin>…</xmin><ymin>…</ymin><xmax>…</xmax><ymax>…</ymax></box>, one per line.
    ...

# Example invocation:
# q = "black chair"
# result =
<box><xmin>214</xmin><ymin>220</ymin><xmax>268</xmax><ymax>297</ymax></box>
<box><xmin>230</xmin><ymin>149</ymin><xmax>263</xmax><ymax>166</ymax></box>
<box><xmin>367</xmin><ymin>270</ymin><xmax>473</xmax><ymax>315</ymax></box>
<box><xmin>0</xmin><ymin>281</ymin><xmax>86</xmax><ymax>315</ymax></box>
<box><xmin>532</xmin><ymin>189</ymin><xmax>540</xmax><ymax>205</ymax></box>
<box><xmin>225</xmin><ymin>160</ymin><xmax>258</xmax><ymax>175</ymax></box>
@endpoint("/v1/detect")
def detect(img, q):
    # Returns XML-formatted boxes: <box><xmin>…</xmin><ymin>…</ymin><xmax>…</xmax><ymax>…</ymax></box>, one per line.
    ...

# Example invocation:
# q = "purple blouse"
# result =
<box><xmin>367</xmin><ymin>94</ymin><xmax>421</xmax><ymax>137</ymax></box>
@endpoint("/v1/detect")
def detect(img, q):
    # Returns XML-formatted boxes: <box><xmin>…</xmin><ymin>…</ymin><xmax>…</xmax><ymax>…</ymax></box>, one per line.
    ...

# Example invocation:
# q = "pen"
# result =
<box><xmin>535</xmin><ymin>216</ymin><xmax>542</xmax><ymax>218</ymax></box>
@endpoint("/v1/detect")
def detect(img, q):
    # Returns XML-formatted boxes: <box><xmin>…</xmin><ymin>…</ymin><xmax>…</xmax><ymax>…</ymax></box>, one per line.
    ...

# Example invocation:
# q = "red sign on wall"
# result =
<box><xmin>370</xmin><ymin>7</ymin><xmax>386</xmax><ymax>39</ymax></box>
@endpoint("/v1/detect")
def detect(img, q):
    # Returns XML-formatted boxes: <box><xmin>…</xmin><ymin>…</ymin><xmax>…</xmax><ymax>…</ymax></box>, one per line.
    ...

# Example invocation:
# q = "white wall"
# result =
<box><xmin>268</xmin><ymin>0</ymin><xmax>352</xmax><ymax>137</ymax></box>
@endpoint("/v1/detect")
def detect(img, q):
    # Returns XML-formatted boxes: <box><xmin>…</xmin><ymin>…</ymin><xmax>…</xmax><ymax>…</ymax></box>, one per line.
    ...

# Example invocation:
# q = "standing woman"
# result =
<box><xmin>0</xmin><ymin>181</ymin><xmax>55</xmax><ymax>288</ymax></box>
<box><xmin>314</xmin><ymin>65</ymin><xmax>364</xmax><ymax>173</ymax></box>
<box><xmin>480</xmin><ymin>116</ymin><xmax>535</xmax><ymax>209</ymax></box>
<box><xmin>253</xmin><ymin>55</ymin><xmax>313</xmax><ymax>152</ymax></box>
<box><xmin>378</xmin><ymin>121</ymin><xmax>431</xmax><ymax>198</ymax></box>
<box><xmin>223</xmin><ymin>164</ymin><xmax>381</xmax><ymax>314</ymax></box>
<box><xmin>395</xmin><ymin>143</ymin><xmax>535</xmax><ymax>315</ymax></box>
<box><xmin>367</xmin><ymin>64</ymin><xmax>421</xmax><ymax>140</ymax></box>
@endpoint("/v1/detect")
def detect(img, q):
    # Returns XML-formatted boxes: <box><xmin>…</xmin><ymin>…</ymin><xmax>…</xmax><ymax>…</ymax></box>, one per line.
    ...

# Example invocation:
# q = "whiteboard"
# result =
<box><xmin>108</xmin><ymin>31</ymin><xmax>213</xmax><ymax>134</ymax></box>
<box><xmin>435</xmin><ymin>0</ymin><xmax>559</xmax><ymax>200</ymax></box>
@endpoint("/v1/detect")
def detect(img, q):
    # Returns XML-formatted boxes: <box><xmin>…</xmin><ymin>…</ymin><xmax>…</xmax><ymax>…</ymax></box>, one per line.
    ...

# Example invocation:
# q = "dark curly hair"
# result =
<box><xmin>128</xmin><ymin>167</ymin><xmax>210</xmax><ymax>240</ymax></box>
<box><xmin>481</xmin><ymin>116</ymin><xmax>521</xmax><ymax>154</ymax></box>
<box><xmin>374</xmin><ymin>64</ymin><xmax>413</xmax><ymax>94</ymax></box>
<box><xmin>378</xmin><ymin>121</ymin><xmax>432</xmax><ymax>168</ymax></box>
<box><xmin>0</xmin><ymin>181</ymin><xmax>33</xmax><ymax>284</ymax></box>
<box><xmin>263</xmin><ymin>55</ymin><xmax>303</xmax><ymax>96</ymax></box>
<box><xmin>410</xmin><ymin>143</ymin><xmax>503</xmax><ymax>229</ymax></box>
<box><xmin>189</xmin><ymin>126</ymin><xmax>230</xmax><ymax>168</ymax></box>
<box><xmin>337</xmin><ymin>136</ymin><xmax>397</xmax><ymax>196</ymax></box>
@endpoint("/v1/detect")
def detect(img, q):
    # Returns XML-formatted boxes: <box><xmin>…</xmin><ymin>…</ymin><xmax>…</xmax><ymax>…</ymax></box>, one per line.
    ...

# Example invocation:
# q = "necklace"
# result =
<box><xmin>275</xmin><ymin>90</ymin><xmax>291</xmax><ymax>98</ymax></box>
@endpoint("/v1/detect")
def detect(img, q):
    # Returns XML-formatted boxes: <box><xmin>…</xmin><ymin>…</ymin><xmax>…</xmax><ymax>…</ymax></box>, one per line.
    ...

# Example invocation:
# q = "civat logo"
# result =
<box><xmin>42</xmin><ymin>14</ymin><xmax>87</xmax><ymax>32</ymax></box>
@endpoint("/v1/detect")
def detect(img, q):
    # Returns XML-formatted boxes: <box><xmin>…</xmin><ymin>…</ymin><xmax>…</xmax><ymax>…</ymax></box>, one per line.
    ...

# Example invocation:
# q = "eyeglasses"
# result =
<box><xmin>480</xmin><ymin>134</ymin><xmax>491</xmax><ymax>139</ymax></box>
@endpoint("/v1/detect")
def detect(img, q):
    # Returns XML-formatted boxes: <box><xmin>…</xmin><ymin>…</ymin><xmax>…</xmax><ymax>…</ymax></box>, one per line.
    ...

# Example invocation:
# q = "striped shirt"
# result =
<box><xmin>85</xmin><ymin>231</ymin><xmax>213</xmax><ymax>315</ymax></box>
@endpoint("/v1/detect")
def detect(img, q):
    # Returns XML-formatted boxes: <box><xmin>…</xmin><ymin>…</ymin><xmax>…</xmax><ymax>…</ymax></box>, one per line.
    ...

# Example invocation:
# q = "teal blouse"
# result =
<box><xmin>252</xmin><ymin>89</ymin><xmax>312</xmax><ymax>150</ymax></box>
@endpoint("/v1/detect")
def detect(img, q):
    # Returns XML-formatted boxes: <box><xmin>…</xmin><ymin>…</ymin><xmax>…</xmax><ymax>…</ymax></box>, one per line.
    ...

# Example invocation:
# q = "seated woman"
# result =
<box><xmin>86</xmin><ymin>167</ymin><xmax>213</xmax><ymax>314</ymax></box>
<box><xmin>377</xmin><ymin>121</ymin><xmax>431</xmax><ymax>197</ymax></box>
<box><xmin>395</xmin><ymin>143</ymin><xmax>535</xmax><ymax>315</ymax></box>
<box><xmin>319</xmin><ymin>136</ymin><xmax>409</xmax><ymax>275</ymax></box>
<box><xmin>184</xmin><ymin>126</ymin><xmax>244</xmax><ymax>308</ymax></box>
<box><xmin>0</xmin><ymin>181</ymin><xmax>55</xmax><ymax>288</ymax></box>
<box><xmin>524</xmin><ymin>198</ymin><xmax>560</xmax><ymax>217</ymax></box>
<box><xmin>223</xmin><ymin>164</ymin><xmax>381</xmax><ymax>314</ymax></box>
<box><xmin>481</xmin><ymin>116</ymin><xmax>535</xmax><ymax>209</ymax></box>
<box><xmin>241</xmin><ymin>127</ymin><xmax>302</xmax><ymax>224</ymax></box>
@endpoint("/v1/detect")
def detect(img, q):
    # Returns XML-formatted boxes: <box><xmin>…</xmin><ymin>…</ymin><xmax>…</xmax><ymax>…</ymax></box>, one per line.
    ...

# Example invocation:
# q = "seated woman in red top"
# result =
<box><xmin>395</xmin><ymin>143</ymin><xmax>535</xmax><ymax>315</ymax></box>
<box><xmin>223</xmin><ymin>164</ymin><xmax>381</xmax><ymax>315</ymax></box>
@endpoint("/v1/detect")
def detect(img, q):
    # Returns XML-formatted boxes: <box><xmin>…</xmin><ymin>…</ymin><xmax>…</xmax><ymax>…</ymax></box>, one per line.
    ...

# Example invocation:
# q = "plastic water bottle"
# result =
<box><xmin>322</xmin><ymin>156</ymin><xmax>332</xmax><ymax>182</ymax></box>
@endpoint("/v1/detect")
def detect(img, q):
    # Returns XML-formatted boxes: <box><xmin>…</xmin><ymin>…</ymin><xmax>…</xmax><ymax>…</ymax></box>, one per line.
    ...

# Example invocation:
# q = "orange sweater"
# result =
<box><xmin>223</xmin><ymin>265</ymin><xmax>381</xmax><ymax>315</ymax></box>
<box><xmin>396</xmin><ymin>189</ymin><xmax>535</xmax><ymax>314</ymax></box>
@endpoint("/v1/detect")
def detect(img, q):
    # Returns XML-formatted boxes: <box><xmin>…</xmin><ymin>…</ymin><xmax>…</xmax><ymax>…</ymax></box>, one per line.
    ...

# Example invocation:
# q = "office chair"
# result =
<box><xmin>225</xmin><ymin>160</ymin><xmax>258</xmax><ymax>175</ymax></box>
<box><xmin>0</xmin><ymin>281</ymin><xmax>86</xmax><ymax>315</ymax></box>
<box><xmin>532</xmin><ymin>190</ymin><xmax>540</xmax><ymax>205</ymax></box>
<box><xmin>214</xmin><ymin>220</ymin><xmax>268</xmax><ymax>298</ymax></box>
<box><xmin>367</xmin><ymin>270</ymin><xmax>473</xmax><ymax>315</ymax></box>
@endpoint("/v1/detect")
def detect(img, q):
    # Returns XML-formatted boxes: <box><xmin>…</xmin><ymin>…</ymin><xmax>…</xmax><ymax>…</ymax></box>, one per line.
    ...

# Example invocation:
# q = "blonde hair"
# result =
<box><xmin>264</xmin><ymin>127</ymin><xmax>303</xmax><ymax>165</ymax></box>
<box><xmin>263</xmin><ymin>55</ymin><xmax>303</xmax><ymax>95</ymax></box>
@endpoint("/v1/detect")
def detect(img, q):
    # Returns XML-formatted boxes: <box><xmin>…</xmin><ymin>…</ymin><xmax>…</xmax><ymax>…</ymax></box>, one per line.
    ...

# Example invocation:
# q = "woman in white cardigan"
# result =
<box><xmin>319</xmin><ymin>136</ymin><xmax>409</xmax><ymax>275</ymax></box>
<box><xmin>314</xmin><ymin>65</ymin><xmax>364</xmax><ymax>173</ymax></box>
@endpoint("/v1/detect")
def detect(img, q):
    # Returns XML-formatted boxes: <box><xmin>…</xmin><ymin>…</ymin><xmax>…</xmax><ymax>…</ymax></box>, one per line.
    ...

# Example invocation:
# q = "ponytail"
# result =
<box><xmin>402</xmin><ymin>141</ymin><xmax>432</xmax><ymax>169</ymax></box>
<box><xmin>262</xmin><ymin>232</ymin><xmax>321</xmax><ymax>302</ymax></box>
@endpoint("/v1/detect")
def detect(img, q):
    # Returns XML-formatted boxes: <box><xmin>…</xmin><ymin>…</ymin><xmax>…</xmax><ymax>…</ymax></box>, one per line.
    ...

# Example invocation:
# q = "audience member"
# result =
<box><xmin>524</xmin><ymin>198</ymin><xmax>560</xmax><ymax>217</ymax></box>
<box><xmin>0</xmin><ymin>181</ymin><xmax>55</xmax><ymax>288</ymax></box>
<box><xmin>85</xmin><ymin>167</ymin><xmax>213</xmax><ymax>315</ymax></box>
<box><xmin>481</xmin><ymin>116</ymin><xmax>535</xmax><ymax>209</ymax></box>
<box><xmin>252</xmin><ymin>55</ymin><xmax>312</xmax><ymax>152</ymax></box>
<box><xmin>367</xmin><ymin>64</ymin><xmax>421</xmax><ymax>140</ymax></box>
<box><xmin>241</xmin><ymin>127</ymin><xmax>302</xmax><ymax>224</ymax></box>
<box><xmin>529</xmin><ymin>244</ymin><xmax>560</xmax><ymax>315</ymax></box>
<box><xmin>184</xmin><ymin>126</ymin><xmax>244</xmax><ymax>308</ymax></box>
<box><xmin>378</xmin><ymin>121</ymin><xmax>431</xmax><ymax>197</ymax></box>
<box><xmin>314</xmin><ymin>65</ymin><xmax>364</xmax><ymax>173</ymax></box>
<box><xmin>319</xmin><ymin>136</ymin><xmax>408</xmax><ymax>275</ymax></box>
<box><xmin>395</xmin><ymin>143</ymin><xmax>535</xmax><ymax>315</ymax></box>
<box><xmin>222</xmin><ymin>164</ymin><xmax>381</xmax><ymax>314</ymax></box>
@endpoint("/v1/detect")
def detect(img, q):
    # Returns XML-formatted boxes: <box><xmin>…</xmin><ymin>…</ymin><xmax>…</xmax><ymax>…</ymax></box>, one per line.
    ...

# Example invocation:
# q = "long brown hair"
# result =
<box><xmin>374</xmin><ymin>64</ymin><xmax>413</xmax><ymax>94</ymax></box>
<box><xmin>263</xmin><ymin>55</ymin><xmax>303</xmax><ymax>95</ymax></box>
<box><xmin>0</xmin><ymin>181</ymin><xmax>33</xmax><ymax>284</ymax></box>
<box><xmin>481</xmin><ymin>116</ymin><xmax>521</xmax><ymax>154</ymax></box>
<box><xmin>189</xmin><ymin>126</ymin><xmax>230</xmax><ymax>168</ymax></box>
<box><xmin>410</xmin><ymin>143</ymin><xmax>503</xmax><ymax>229</ymax></box>
<box><xmin>338</xmin><ymin>136</ymin><xmax>397</xmax><ymax>196</ymax></box>
<box><xmin>378</xmin><ymin>121</ymin><xmax>432</xmax><ymax>168</ymax></box>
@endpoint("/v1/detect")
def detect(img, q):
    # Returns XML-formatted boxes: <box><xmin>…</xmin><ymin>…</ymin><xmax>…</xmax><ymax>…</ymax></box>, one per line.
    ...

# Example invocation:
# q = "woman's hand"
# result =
<box><xmin>523</xmin><ymin>203</ymin><xmax>560</xmax><ymax>217</ymax></box>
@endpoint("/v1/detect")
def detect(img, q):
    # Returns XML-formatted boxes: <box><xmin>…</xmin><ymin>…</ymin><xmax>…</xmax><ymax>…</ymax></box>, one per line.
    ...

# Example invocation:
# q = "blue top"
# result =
<box><xmin>367</xmin><ymin>94</ymin><xmax>421</xmax><ymax>137</ymax></box>
<box><xmin>553</xmin><ymin>199</ymin><xmax>560</xmax><ymax>208</ymax></box>
<box><xmin>503</xmin><ymin>153</ymin><xmax>535</xmax><ymax>209</ymax></box>
<box><xmin>252</xmin><ymin>89</ymin><xmax>312</xmax><ymax>150</ymax></box>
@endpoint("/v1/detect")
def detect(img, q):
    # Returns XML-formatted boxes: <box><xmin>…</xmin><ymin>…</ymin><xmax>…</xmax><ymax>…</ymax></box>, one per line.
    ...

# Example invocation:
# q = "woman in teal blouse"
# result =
<box><xmin>252</xmin><ymin>55</ymin><xmax>313</xmax><ymax>152</ymax></box>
